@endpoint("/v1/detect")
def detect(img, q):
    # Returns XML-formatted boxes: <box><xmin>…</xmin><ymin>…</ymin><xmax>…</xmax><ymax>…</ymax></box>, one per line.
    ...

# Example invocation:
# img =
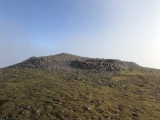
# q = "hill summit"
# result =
<box><xmin>10</xmin><ymin>53</ymin><xmax>142</xmax><ymax>71</ymax></box>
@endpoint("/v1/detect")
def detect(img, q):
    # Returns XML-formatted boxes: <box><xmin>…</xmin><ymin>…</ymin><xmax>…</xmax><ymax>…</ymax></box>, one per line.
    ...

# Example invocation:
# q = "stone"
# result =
<box><xmin>36</xmin><ymin>109</ymin><xmax>41</xmax><ymax>115</ymax></box>
<box><xmin>27</xmin><ymin>106</ymin><xmax>31</xmax><ymax>109</ymax></box>
<box><xmin>57</xmin><ymin>102</ymin><xmax>62</xmax><ymax>105</ymax></box>
<box><xmin>85</xmin><ymin>106</ymin><xmax>91</xmax><ymax>111</ymax></box>
<box><xmin>90</xmin><ymin>100</ymin><xmax>95</xmax><ymax>103</ymax></box>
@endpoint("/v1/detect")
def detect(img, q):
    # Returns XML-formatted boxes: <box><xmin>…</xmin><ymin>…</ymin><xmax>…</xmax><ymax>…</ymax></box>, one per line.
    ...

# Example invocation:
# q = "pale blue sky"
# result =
<box><xmin>0</xmin><ymin>0</ymin><xmax>160</xmax><ymax>68</ymax></box>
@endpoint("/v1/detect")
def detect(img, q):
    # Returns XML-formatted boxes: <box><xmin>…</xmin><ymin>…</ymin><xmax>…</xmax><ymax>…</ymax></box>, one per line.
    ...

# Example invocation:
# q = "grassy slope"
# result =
<box><xmin>0</xmin><ymin>68</ymin><xmax>160</xmax><ymax>120</ymax></box>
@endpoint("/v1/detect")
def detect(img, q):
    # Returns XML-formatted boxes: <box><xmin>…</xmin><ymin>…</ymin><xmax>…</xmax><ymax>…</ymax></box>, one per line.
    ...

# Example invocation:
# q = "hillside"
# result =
<box><xmin>1</xmin><ymin>53</ymin><xmax>160</xmax><ymax>120</ymax></box>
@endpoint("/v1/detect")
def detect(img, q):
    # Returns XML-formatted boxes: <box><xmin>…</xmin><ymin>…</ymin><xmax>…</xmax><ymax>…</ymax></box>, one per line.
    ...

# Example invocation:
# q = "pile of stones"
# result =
<box><xmin>8</xmin><ymin>53</ymin><xmax>147</xmax><ymax>72</ymax></box>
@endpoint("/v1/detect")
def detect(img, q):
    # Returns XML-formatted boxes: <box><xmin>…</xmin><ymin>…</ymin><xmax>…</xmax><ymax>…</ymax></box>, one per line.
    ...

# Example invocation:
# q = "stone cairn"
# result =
<box><xmin>9</xmin><ymin>53</ymin><xmax>144</xmax><ymax>72</ymax></box>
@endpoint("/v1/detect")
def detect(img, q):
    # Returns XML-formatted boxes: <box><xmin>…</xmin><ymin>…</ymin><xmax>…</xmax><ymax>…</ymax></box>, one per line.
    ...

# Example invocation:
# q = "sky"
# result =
<box><xmin>0</xmin><ymin>0</ymin><xmax>160</xmax><ymax>69</ymax></box>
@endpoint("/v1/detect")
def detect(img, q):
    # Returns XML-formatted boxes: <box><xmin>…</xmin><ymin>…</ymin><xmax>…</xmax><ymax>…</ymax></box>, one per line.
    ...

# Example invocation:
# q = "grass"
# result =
<box><xmin>0</xmin><ymin>67</ymin><xmax>160</xmax><ymax>119</ymax></box>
